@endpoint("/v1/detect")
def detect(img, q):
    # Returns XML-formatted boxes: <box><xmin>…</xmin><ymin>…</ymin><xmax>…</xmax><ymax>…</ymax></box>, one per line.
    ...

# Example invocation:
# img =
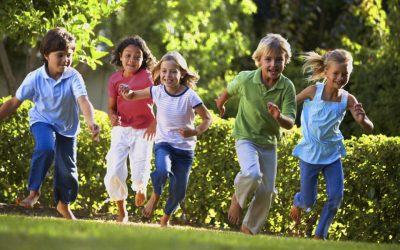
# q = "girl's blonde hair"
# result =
<box><xmin>252</xmin><ymin>33</ymin><xmax>292</xmax><ymax>67</ymax></box>
<box><xmin>301</xmin><ymin>49</ymin><xmax>353</xmax><ymax>82</ymax></box>
<box><xmin>152</xmin><ymin>51</ymin><xmax>199</xmax><ymax>88</ymax></box>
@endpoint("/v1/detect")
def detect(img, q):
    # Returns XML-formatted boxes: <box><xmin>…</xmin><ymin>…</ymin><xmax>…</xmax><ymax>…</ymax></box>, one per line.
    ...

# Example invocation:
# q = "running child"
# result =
<box><xmin>290</xmin><ymin>49</ymin><xmax>374</xmax><ymax>240</ymax></box>
<box><xmin>119</xmin><ymin>51</ymin><xmax>213</xmax><ymax>227</ymax></box>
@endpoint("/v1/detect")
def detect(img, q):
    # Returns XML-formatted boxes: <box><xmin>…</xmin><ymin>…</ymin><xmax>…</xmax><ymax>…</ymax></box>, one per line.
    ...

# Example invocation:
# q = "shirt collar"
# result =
<box><xmin>39</xmin><ymin>64</ymin><xmax>74</xmax><ymax>81</ymax></box>
<box><xmin>252</xmin><ymin>67</ymin><xmax>285</xmax><ymax>90</ymax></box>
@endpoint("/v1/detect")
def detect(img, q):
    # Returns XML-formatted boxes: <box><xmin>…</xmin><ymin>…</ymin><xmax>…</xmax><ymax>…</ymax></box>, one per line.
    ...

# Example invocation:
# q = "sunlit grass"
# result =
<box><xmin>0</xmin><ymin>215</ymin><xmax>397</xmax><ymax>250</ymax></box>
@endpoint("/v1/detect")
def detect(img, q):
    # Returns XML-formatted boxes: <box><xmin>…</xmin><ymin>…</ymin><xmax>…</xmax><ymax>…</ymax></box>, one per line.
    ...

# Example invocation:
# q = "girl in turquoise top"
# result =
<box><xmin>290</xmin><ymin>49</ymin><xmax>374</xmax><ymax>239</ymax></box>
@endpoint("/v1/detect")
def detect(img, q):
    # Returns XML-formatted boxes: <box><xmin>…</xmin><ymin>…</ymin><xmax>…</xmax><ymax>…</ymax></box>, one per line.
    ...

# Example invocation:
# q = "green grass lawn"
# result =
<box><xmin>0</xmin><ymin>214</ymin><xmax>397</xmax><ymax>250</ymax></box>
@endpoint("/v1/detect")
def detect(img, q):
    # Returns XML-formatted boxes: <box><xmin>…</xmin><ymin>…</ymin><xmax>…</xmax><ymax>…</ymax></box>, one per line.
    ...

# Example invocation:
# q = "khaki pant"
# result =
<box><xmin>234</xmin><ymin>139</ymin><xmax>277</xmax><ymax>234</ymax></box>
<box><xmin>104</xmin><ymin>126</ymin><xmax>153</xmax><ymax>201</ymax></box>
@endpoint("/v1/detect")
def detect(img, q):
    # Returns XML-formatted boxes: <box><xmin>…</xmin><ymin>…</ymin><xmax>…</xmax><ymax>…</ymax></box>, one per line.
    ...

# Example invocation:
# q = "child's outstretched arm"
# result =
<box><xmin>215</xmin><ymin>89</ymin><xmax>230</xmax><ymax>117</ymax></box>
<box><xmin>296</xmin><ymin>85</ymin><xmax>316</xmax><ymax>105</ymax></box>
<box><xmin>0</xmin><ymin>97</ymin><xmax>23</xmax><ymax>121</ymax></box>
<box><xmin>119</xmin><ymin>84</ymin><xmax>151</xmax><ymax>101</ymax></box>
<box><xmin>348</xmin><ymin>94</ymin><xmax>374</xmax><ymax>133</ymax></box>
<box><xmin>78</xmin><ymin>96</ymin><xmax>101</xmax><ymax>141</ymax></box>
<box><xmin>178</xmin><ymin>104</ymin><xmax>213</xmax><ymax>138</ymax></box>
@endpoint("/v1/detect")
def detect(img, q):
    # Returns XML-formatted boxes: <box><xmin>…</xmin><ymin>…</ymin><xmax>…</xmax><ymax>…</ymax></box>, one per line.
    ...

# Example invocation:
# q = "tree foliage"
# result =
<box><xmin>0</xmin><ymin>0</ymin><xmax>126</xmax><ymax>69</ymax></box>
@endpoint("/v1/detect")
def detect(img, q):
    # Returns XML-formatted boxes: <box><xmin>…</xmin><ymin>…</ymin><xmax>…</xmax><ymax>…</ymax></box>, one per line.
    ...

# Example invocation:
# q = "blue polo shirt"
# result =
<box><xmin>16</xmin><ymin>65</ymin><xmax>88</xmax><ymax>137</ymax></box>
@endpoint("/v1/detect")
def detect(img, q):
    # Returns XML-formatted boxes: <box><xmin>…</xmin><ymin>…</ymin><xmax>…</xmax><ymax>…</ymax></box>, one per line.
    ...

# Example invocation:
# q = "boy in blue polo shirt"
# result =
<box><xmin>0</xmin><ymin>27</ymin><xmax>100</xmax><ymax>219</ymax></box>
<box><xmin>215</xmin><ymin>33</ymin><xmax>296</xmax><ymax>235</ymax></box>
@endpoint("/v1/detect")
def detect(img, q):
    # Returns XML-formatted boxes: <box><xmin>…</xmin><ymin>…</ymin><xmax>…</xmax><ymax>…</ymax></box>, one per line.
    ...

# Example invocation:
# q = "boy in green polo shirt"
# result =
<box><xmin>215</xmin><ymin>33</ymin><xmax>296</xmax><ymax>235</ymax></box>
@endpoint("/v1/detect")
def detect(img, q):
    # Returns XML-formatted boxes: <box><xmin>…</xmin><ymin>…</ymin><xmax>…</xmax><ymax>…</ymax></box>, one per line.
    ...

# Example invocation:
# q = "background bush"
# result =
<box><xmin>0</xmin><ymin>96</ymin><xmax>399</xmax><ymax>243</ymax></box>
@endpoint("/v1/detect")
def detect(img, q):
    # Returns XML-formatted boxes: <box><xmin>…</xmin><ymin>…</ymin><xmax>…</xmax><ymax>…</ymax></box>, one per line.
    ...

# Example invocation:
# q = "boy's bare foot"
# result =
<box><xmin>160</xmin><ymin>214</ymin><xmax>170</xmax><ymax>228</ymax></box>
<box><xmin>17</xmin><ymin>191</ymin><xmax>40</xmax><ymax>208</ymax></box>
<box><xmin>135</xmin><ymin>191</ymin><xmax>146</xmax><ymax>207</ymax></box>
<box><xmin>116</xmin><ymin>200</ymin><xmax>128</xmax><ymax>223</ymax></box>
<box><xmin>143</xmin><ymin>192</ymin><xmax>160</xmax><ymax>218</ymax></box>
<box><xmin>56</xmin><ymin>201</ymin><xmax>76</xmax><ymax>220</ymax></box>
<box><xmin>228</xmin><ymin>194</ymin><xmax>241</xmax><ymax>225</ymax></box>
<box><xmin>240</xmin><ymin>224</ymin><xmax>253</xmax><ymax>235</ymax></box>
<box><xmin>290</xmin><ymin>205</ymin><xmax>301</xmax><ymax>225</ymax></box>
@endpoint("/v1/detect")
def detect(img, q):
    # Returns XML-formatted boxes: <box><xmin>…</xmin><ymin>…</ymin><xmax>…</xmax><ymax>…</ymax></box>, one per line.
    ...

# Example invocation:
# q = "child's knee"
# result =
<box><xmin>242</xmin><ymin>170</ymin><xmax>262</xmax><ymax>184</ymax></box>
<box><xmin>151</xmin><ymin>168</ymin><xmax>169</xmax><ymax>180</ymax></box>
<box><xmin>328</xmin><ymin>194</ymin><xmax>343</xmax><ymax>209</ymax></box>
<box><xmin>35</xmin><ymin>147</ymin><xmax>55</xmax><ymax>158</ymax></box>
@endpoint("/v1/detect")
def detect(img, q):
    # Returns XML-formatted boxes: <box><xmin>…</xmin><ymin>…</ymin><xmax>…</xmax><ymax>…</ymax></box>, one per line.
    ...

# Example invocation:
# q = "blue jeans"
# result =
<box><xmin>151</xmin><ymin>142</ymin><xmax>194</xmax><ymax>215</ymax></box>
<box><xmin>29</xmin><ymin>122</ymin><xmax>78</xmax><ymax>204</ymax></box>
<box><xmin>293</xmin><ymin>159</ymin><xmax>344</xmax><ymax>239</ymax></box>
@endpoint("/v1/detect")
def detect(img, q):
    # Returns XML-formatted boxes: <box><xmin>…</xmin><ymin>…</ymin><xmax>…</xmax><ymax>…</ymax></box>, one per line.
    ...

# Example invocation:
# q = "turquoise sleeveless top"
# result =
<box><xmin>293</xmin><ymin>82</ymin><xmax>348</xmax><ymax>164</ymax></box>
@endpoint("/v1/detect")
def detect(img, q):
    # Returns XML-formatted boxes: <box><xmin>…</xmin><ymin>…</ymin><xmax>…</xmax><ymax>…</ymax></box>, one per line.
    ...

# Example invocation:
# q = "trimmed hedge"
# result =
<box><xmin>0</xmin><ymin>96</ymin><xmax>399</xmax><ymax>243</ymax></box>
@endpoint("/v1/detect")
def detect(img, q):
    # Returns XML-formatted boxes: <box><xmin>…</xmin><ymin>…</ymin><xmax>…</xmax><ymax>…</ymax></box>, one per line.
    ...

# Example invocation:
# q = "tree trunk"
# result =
<box><xmin>26</xmin><ymin>46</ymin><xmax>40</xmax><ymax>73</ymax></box>
<box><xmin>0</xmin><ymin>38</ymin><xmax>18</xmax><ymax>95</ymax></box>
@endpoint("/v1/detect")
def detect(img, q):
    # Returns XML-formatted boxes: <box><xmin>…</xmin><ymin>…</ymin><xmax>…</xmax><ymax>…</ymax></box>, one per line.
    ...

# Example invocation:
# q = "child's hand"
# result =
<box><xmin>267</xmin><ymin>102</ymin><xmax>281</xmax><ymax>120</ymax></box>
<box><xmin>118</xmin><ymin>84</ymin><xmax>133</xmax><ymax>99</ymax></box>
<box><xmin>109</xmin><ymin>113</ymin><xmax>121</xmax><ymax>126</ymax></box>
<box><xmin>89</xmin><ymin>123</ymin><xmax>101</xmax><ymax>142</ymax></box>
<box><xmin>178</xmin><ymin>128</ymin><xmax>197</xmax><ymax>138</ymax></box>
<box><xmin>215</xmin><ymin>97</ymin><xmax>226</xmax><ymax>117</ymax></box>
<box><xmin>353</xmin><ymin>103</ymin><xmax>366</xmax><ymax>123</ymax></box>
<box><xmin>143</xmin><ymin>122</ymin><xmax>156</xmax><ymax>141</ymax></box>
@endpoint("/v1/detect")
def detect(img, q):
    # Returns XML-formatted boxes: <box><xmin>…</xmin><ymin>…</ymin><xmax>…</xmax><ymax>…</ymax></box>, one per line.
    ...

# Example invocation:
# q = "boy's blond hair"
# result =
<box><xmin>252</xmin><ymin>33</ymin><xmax>292</xmax><ymax>67</ymax></box>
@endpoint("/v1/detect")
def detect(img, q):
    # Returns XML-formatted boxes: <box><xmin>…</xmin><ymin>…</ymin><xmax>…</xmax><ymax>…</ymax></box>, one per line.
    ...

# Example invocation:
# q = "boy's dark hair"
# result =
<box><xmin>40</xmin><ymin>27</ymin><xmax>76</xmax><ymax>62</ymax></box>
<box><xmin>111</xmin><ymin>36</ymin><xmax>156</xmax><ymax>70</ymax></box>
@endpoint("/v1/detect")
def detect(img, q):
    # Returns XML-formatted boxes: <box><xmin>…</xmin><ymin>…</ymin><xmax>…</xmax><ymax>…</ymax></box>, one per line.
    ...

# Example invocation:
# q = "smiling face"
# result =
<box><xmin>44</xmin><ymin>48</ymin><xmax>74</xmax><ymax>80</ymax></box>
<box><xmin>259</xmin><ymin>49</ymin><xmax>286</xmax><ymax>85</ymax></box>
<box><xmin>160</xmin><ymin>60</ymin><xmax>186</xmax><ymax>93</ymax></box>
<box><xmin>160</xmin><ymin>59</ymin><xmax>184</xmax><ymax>92</ymax></box>
<box><xmin>120</xmin><ymin>45</ymin><xmax>143</xmax><ymax>77</ymax></box>
<box><xmin>324</xmin><ymin>61</ymin><xmax>351</xmax><ymax>89</ymax></box>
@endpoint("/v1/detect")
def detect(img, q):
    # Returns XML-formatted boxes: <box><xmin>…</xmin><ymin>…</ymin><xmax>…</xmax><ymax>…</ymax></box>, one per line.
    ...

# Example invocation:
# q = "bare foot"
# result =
<box><xmin>143</xmin><ymin>192</ymin><xmax>160</xmax><ymax>218</ymax></box>
<box><xmin>240</xmin><ymin>224</ymin><xmax>253</xmax><ymax>235</ymax></box>
<box><xmin>17</xmin><ymin>191</ymin><xmax>40</xmax><ymax>208</ymax></box>
<box><xmin>56</xmin><ymin>201</ymin><xmax>76</xmax><ymax>220</ymax></box>
<box><xmin>135</xmin><ymin>191</ymin><xmax>146</xmax><ymax>207</ymax></box>
<box><xmin>313</xmin><ymin>235</ymin><xmax>324</xmax><ymax>240</ymax></box>
<box><xmin>228</xmin><ymin>194</ymin><xmax>241</xmax><ymax>225</ymax></box>
<box><xmin>116</xmin><ymin>200</ymin><xmax>128</xmax><ymax>223</ymax></box>
<box><xmin>290</xmin><ymin>205</ymin><xmax>301</xmax><ymax>225</ymax></box>
<box><xmin>160</xmin><ymin>214</ymin><xmax>170</xmax><ymax>228</ymax></box>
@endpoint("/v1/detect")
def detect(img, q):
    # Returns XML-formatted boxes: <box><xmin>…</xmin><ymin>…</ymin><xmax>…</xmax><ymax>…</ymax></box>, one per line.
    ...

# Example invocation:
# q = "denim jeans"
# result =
<box><xmin>151</xmin><ymin>142</ymin><xmax>194</xmax><ymax>215</ymax></box>
<box><xmin>293</xmin><ymin>159</ymin><xmax>344</xmax><ymax>239</ymax></box>
<box><xmin>29</xmin><ymin>122</ymin><xmax>78</xmax><ymax>204</ymax></box>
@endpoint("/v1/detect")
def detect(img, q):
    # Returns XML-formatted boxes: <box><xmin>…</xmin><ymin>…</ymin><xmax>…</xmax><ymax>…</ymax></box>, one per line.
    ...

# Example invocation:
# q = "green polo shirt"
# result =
<box><xmin>227</xmin><ymin>68</ymin><xmax>296</xmax><ymax>146</ymax></box>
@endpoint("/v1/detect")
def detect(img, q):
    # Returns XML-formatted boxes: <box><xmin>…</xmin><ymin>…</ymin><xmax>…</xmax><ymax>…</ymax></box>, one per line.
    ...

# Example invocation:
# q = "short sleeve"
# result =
<box><xmin>227</xmin><ymin>72</ymin><xmax>245</xmax><ymax>96</ymax></box>
<box><xmin>15</xmin><ymin>72</ymin><xmax>36</xmax><ymax>101</ymax></box>
<box><xmin>189</xmin><ymin>89</ymin><xmax>203</xmax><ymax>108</ymax></box>
<box><xmin>281</xmin><ymin>80</ymin><xmax>297</xmax><ymax>121</ymax></box>
<box><xmin>150</xmin><ymin>85</ymin><xmax>161</xmax><ymax>102</ymax></box>
<box><xmin>71</xmin><ymin>71</ymin><xmax>88</xmax><ymax>99</ymax></box>
<box><xmin>108</xmin><ymin>75</ymin><xmax>118</xmax><ymax>99</ymax></box>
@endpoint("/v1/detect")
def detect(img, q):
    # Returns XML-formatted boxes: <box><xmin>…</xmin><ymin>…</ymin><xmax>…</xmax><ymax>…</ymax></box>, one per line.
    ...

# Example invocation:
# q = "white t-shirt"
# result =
<box><xmin>150</xmin><ymin>85</ymin><xmax>203</xmax><ymax>150</ymax></box>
